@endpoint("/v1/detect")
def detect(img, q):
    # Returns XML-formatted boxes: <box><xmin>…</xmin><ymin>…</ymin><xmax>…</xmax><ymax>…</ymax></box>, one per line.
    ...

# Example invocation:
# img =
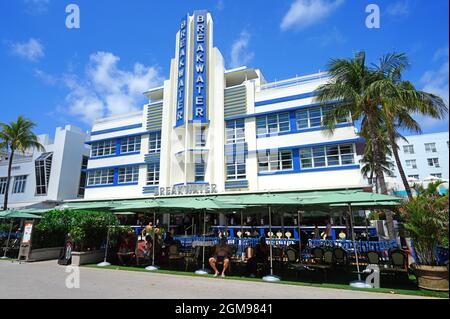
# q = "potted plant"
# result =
<box><xmin>400</xmin><ymin>181</ymin><xmax>449</xmax><ymax>291</ymax></box>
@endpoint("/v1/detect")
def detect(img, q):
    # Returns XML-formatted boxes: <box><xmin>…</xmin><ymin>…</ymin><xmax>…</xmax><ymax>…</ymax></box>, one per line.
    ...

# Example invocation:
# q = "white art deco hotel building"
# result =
<box><xmin>83</xmin><ymin>11</ymin><xmax>367</xmax><ymax>201</ymax></box>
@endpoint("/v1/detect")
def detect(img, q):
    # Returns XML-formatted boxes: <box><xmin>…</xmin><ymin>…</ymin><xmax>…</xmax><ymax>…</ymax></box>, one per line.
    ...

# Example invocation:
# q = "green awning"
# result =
<box><xmin>16</xmin><ymin>208</ymin><xmax>54</xmax><ymax>214</ymax></box>
<box><xmin>330</xmin><ymin>201</ymin><xmax>401</xmax><ymax>208</ymax></box>
<box><xmin>285</xmin><ymin>190</ymin><xmax>401</xmax><ymax>205</ymax></box>
<box><xmin>57</xmin><ymin>201</ymin><xmax>119</xmax><ymax>210</ymax></box>
<box><xmin>0</xmin><ymin>210</ymin><xmax>43</xmax><ymax>219</ymax></box>
<box><xmin>113</xmin><ymin>197</ymin><xmax>246</xmax><ymax>211</ymax></box>
<box><xmin>220</xmin><ymin>193</ymin><xmax>302</xmax><ymax>206</ymax></box>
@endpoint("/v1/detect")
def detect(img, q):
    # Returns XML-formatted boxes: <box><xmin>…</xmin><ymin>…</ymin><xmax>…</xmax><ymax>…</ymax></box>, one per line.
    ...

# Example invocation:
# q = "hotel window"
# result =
<box><xmin>91</xmin><ymin>140</ymin><xmax>116</xmax><ymax>157</ymax></box>
<box><xmin>403</xmin><ymin>145</ymin><xmax>414</xmax><ymax>154</ymax></box>
<box><xmin>226</xmin><ymin>119</ymin><xmax>245</xmax><ymax>144</ymax></box>
<box><xmin>425</xmin><ymin>143</ymin><xmax>437</xmax><ymax>153</ymax></box>
<box><xmin>226</xmin><ymin>154</ymin><xmax>246</xmax><ymax>180</ymax></box>
<box><xmin>296</xmin><ymin>106</ymin><xmax>349</xmax><ymax>130</ymax></box>
<box><xmin>405</xmin><ymin>159</ymin><xmax>417</xmax><ymax>169</ymax></box>
<box><xmin>149</xmin><ymin>132</ymin><xmax>161</xmax><ymax>154</ymax></box>
<box><xmin>256</xmin><ymin>113</ymin><xmax>290</xmax><ymax>136</ymax></box>
<box><xmin>427</xmin><ymin>158</ymin><xmax>440</xmax><ymax>168</ymax></box>
<box><xmin>87</xmin><ymin>169</ymin><xmax>114</xmax><ymax>186</ymax></box>
<box><xmin>77</xmin><ymin>156</ymin><xmax>88</xmax><ymax>198</ymax></box>
<box><xmin>0</xmin><ymin>177</ymin><xmax>7</xmax><ymax>195</ymax></box>
<box><xmin>118</xmin><ymin>166</ymin><xmax>139</xmax><ymax>184</ymax></box>
<box><xmin>258</xmin><ymin>150</ymin><xmax>293</xmax><ymax>173</ymax></box>
<box><xmin>195</xmin><ymin>155</ymin><xmax>206</xmax><ymax>182</ymax></box>
<box><xmin>34</xmin><ymin>152</ymin><xmax>53</xmax><ymax>195</ymax></box>
<box><xmin>431</xmin><ymin>173</ymin><xmax>442</xmax><ymax>178</ymax></box>
<box><xmin>300</xmin><ymin>144</ymin><xmax>355</xmax><ymax>169</ymax></box>
<box><xmin>408</xmin><ymin>175</ymin><xmax>419</xmax><ymax>180</ymax></box>
<box><xmin>146</xmin><ymin>163</ymin><xmax>160</xmax><ymax>186</ymax></box>
<box><xmin>12</xmin><ymin>175</ymin><xmax>27</xmax><ymax>194</ymax></box>
<box><xmin>195</xmin><ymin>127</ymin><xmax>207</xmax><ymax>147</ymax></box>
<box><xmin>120</xmin><ymin>136</ymin><xmax>141</xmax><ymax>154</ymax></box>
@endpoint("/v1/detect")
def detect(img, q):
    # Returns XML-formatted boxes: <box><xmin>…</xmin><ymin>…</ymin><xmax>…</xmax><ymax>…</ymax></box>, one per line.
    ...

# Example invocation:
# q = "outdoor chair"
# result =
<box><xmin>168</xmin><ymin>244</ymin><xmax>184</xmax><ymax>270</ymax></box>
<box><xmin>311</xmin><ymin>247</ymin><xmax>324</xmax><ymax>264</ymax></box>
<box><xmin>323</xmin><ymin>250</ymin><xmax>334</xmax><ymax>265</ymax></box>
<box><xmin>184</xmin><ymin>246</ymin><xmax>201</xmax><ymax>272</ymax></box>
<box><xmin>135</xmin><ymin>240</ymin><xmax>150</xmax><ymax>266</ymax></box>
<box><xmin>333</xmin><ymin>247</ymin><xmax>347</xmax><ymax>266</ymax></box>
<box><xmin>285</xmin><ymin>248</ymin><xmax>304</xmax><ymax>279</ymax></box>
<box><xmin>388</xmin><ymin>249</ymin><xmax>408</xmax><ymax>272</ymax></box>
<box><xmin>367</xmin><ymin>251</ymin><xmax>381</xmax><ymax>265</ymax></box>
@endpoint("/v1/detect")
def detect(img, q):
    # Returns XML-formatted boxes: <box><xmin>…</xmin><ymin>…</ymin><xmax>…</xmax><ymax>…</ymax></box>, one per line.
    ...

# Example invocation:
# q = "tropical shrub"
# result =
<box><xmin>32</xmin><ymin>210</ymin><xmax>119</xmax><ymax>251</ymax></box>
<box><xmin>400</xmin><ymin>184</ymin><xmax>449</xmax><ymax>265</ymax></box>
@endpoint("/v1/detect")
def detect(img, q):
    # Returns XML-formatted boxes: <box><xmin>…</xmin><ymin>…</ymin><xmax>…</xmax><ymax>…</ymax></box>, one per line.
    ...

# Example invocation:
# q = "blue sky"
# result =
<box><xmin>0</xmin><ymin>0</ymin><xmax>448</xmax><ymax>136</ymax></box>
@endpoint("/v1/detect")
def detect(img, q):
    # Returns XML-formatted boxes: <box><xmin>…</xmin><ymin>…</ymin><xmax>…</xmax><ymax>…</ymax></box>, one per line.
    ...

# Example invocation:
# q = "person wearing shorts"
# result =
<box><xmin>209</xmin><ymin>238</ymin><xmax>232</xmax><ymax>277</ymax></box>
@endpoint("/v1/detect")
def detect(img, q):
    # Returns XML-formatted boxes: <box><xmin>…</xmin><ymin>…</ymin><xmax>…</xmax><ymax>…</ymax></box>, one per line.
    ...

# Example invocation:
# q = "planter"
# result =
<box><xmin>71</xmin><ymin>249</ymin><xmax>105</xmax><ymax>266</ymax></box>
<box><xmin>411</xmin><ymin>264</ymin><xmax>449</xmax><ymax>292</ymax></box>
<box><xmin>28</xmin><ymin>247</ymin><xmax>64</xmax><ymax>262</ymax></box>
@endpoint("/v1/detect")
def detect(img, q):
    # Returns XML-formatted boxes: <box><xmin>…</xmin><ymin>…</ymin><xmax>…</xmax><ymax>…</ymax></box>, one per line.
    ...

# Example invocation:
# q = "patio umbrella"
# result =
<box><xmin>96</xmin><ymin>211</ymin><xmax>137</xmax><ymax>267</ymax></box>
<box><xmin>224</xmin><ymin>193</ymin><xmax>302</xmax><ymax>282</ymax></box>
<box><xmin>0</xmin><ymin>210</ymin><xmax>42</xmax><ymax>259</ymax></box>
<box><xmin>112</xmin><ymin>199</ymin><xmax>167</xmax><ymax>271</ymax></box>
<box><xmin>156</xmin><ymin>197</ymin><xmax>246</xmax><ymax>275</ymax></box>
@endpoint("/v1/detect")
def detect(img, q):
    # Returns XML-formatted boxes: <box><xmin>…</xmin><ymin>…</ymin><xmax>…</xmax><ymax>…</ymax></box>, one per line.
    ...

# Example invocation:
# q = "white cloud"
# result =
<box><xmin>386</xmin><ymin>0</ymin><xmax>410</xmax><ymax>17</ymax></box>
<box><xmin>280</xmin><ymin>0</ymin><xmax>344</xmax><ymax>31</ymax></box>
<box><xmin>416</xmin><ymin>47</ymin><xmax>449</xmax><ymax>130</ymax></box>
<box><xmin>420</xmin><ymin>48</ymin><xmax>449</xmax><ymax>104</ymax></box>
<box><xmin>23</xmin><ymin>0</ymin><xmax>50</xmax><ymax>15</ymax></box>
<box><xmin>229</xmin><ymin>31</ymin><xmax>255</xmax><ymax>69</ymax></box>
<box><xmin>59</xmin><ymin>51</ymin><xmax>164</xmax><ymax>124</ymax></box>
<box><xmin>10</xmin><ymin>38</ymin><xmax>45</xmax><ymax>62</ymax></box>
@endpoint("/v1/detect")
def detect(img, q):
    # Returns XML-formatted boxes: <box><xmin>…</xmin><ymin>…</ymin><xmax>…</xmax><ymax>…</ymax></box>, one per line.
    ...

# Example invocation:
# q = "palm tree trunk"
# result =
<box><xmin>388</xmin><ymin>132</ymin><xmax>413</xmax><ymax>200</ymax></box>
<box><xmin>2</xmin><ymin>149</ymin><xmax>14</xmax><ymax>211</ymax></box>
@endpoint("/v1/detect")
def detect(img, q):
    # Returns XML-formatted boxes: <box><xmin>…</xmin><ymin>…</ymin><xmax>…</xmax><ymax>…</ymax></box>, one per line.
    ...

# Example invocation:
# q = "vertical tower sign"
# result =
<box><xmin>175</xmin><ymin>16</ymin><xmax>187</xmax><ymax>127</ymax></box>
<box><xmin>191</xmin><ymin>10</ymin><xmax>208</xmax><ymax>123</ymax></box>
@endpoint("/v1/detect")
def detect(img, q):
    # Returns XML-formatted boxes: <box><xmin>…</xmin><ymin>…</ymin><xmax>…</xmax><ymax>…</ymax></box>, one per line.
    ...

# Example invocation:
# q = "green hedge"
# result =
<box><xmin>32</xmin><ymin>210</ymin><xmax>119</xmax><ymax>251</ymax></box>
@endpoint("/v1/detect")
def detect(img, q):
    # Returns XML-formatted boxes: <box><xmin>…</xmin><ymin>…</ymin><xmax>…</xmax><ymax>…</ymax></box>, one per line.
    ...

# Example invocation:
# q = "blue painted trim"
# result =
<box><xmin>255</xmin><ymin>91</ymin><xmax>318</xmax><ymax>107</ymax></box>
<box><xmin>89</xmin><ymin>151</ymin><xmax>141</xmax><ymax>160</ymax></box>
<box><xmin>90</xmin><ymin>124</ymin><xmax>142</xmax><ymax>136</ymax></box>
<box><xmin>299</xmin><ymin>165</ymin><xmax>360</xmax><ymax>173</ymax></box>
<box><xmin>256</xmin><ymin>123</ymin><xmax>352</xmax><ymax>138</ymax></box>
<box><xmin>249</xmin><ymin>138</ymin><xmax>364</xmax><ymax>154</ymax></box>
<box><xmin>175</xmin><ymin>149</ymin><xmax>209</xmax><ymax>156</ymax></box>
<box><xmin>186</xmin><ymin>182</ymin><xmax>209</xmax><ymax>185</ymax></box>
<box><xmin>86</xmin><ymin>131</ymin><xmax>148</xmax><ymax>145</ymax></box>
<box><xmin>224</xmin><ymin>100</ymin><xmax>338</xmax><ymax>121</ymax></box>
<box><xmin>85</xmin><ymin>182</ymin><xmax>139</xmax><ymax>189</ymax></box>
<box><xmin>84</xmin><ymin>162</ymin><xmax>146</xmax><ymax>172</ymax></box>
<box><xmin>257</xmin><ymin>164</ymin><xmax>360</xmax><ymax>176</ymax></box>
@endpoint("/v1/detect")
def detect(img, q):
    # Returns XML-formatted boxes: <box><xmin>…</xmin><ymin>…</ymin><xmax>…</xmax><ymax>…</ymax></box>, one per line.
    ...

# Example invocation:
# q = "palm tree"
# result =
<box><xmin>315</xmin><ymin>51</ymin><xmax>389</xmax><ymax>194</ymax></box>
<box><xmin>314</xmin><ymin>51</ymin><xmax>398</xmax><ymax>239</ymax></box>
<box><xmin>360</xmin><ymin>130</ymin><xmax>395</xmax><ymax>193</ymax></box>
<box><xmin>373</xmin><ymin>53</ymin><xmax>448</xmax><ymax>200</ymax></box>
<box><xmin>0</xmin><ymin>116</ymin><xmax>44</xmax><ymax>210</ymax></box>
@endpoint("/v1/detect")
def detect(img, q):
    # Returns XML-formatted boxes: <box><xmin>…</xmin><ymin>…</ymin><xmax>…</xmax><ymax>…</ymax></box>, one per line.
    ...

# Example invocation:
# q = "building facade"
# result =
<box><xmin>83</xmin><ymin>11</ymin><xmax>367</xmax><ymax>201</ymax></box>
<box><xmin>386</xmin><ymin>131</ymin><xmax>449</xmax><ymax>195</ymax></box>
<box><xmin>0</xmin><ymin>125</ymin><xmax>90</xmax><ymax>209</ymax></box>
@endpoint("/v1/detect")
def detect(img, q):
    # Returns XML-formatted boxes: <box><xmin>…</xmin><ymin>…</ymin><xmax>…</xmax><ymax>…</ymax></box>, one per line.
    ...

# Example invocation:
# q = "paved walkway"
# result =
<box><xmin>0</xmin><ymin>260</ymin><xmax>428</xmax><ymax>299</ymax></box>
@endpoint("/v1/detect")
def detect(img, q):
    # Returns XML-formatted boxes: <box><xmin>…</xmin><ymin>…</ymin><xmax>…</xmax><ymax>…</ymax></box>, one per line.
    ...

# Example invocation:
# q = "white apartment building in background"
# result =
<box><xmin>386</xmin><ymin>131</ymin><xmax>449</xmax><ymax>196</ymax></box>
<box><xmin>82</xmin><ymin>10</ymin><xmax>368</xmax><ymax>201</ymax></box>
<box><xmin>0</xmin><ymin>125</ymin><xmax>90</xmax><ymax>209</ymax></box>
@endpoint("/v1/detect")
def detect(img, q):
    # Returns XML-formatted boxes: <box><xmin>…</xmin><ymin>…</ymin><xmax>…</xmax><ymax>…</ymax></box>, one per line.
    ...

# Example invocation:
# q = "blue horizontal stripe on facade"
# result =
<box><xmin>85</xmin><ymin>182</ymin><xmax>139</xmax><ymax>189</ymax></box>
<box><xmin>249</xmin><ymin>137</ymin><xmax>364</xmax><ymax>154</ymax></box>
<box><xmin>84</xmin><ymin>162</ymin><xmax>146</xmax><ymax>172</ymax></box>
<box><xmin>256</xmin><ymin>123</ymin><xmax>353</xmax><ymax>139</ymax></box>
<box><xmin>90</xmin><ymin>124</ymin><xmax>143</xmax><ymax>136</ymax></box>
<box><xmin>86</xmin><ymin>130</ymin><xmax>161</xmax><ymax>145</ymax></box>
<box><xmin>89</xmin><ymin>151</ymin><xmax>141</xmax><ymax>160</ymax></box>
<box><xmin>257</xmin><ymin>164</ymin><xmax>360</xmax><ymax>176</ymax></box>
<box><xmin>255</xmin><ymin>91</ymin><xmax>319</xmax><ymax>107</ymax></box>
<box><xmin>224</xmin><ymin>100</ymin><xmax>338</xmax><ymax>121</ymax></box>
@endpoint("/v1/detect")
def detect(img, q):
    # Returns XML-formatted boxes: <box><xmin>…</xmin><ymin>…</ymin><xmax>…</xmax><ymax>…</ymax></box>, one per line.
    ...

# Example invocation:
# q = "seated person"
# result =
<box><xmin>246</xmin><ymin>236</ymin><xmax>270</xmax><ymax>278</ymax></box>
<box><xmin>135</xmin><ymin>236</ymin><xmax>151</xmax><ymax>265</ymax></box>
<box><xmin>117</xmin><ymin>234</ymin><xmax>136</xmax><ymax>266</ymax></box>
<box><xmin>208</xmin><ymin>238</ymin><xmax>232</xmax><ymax>277</ymax></box>
<box><xmin>164</xmin><ymin>231</ymin><xmax>177</xmax><ymax>247</ymax></box>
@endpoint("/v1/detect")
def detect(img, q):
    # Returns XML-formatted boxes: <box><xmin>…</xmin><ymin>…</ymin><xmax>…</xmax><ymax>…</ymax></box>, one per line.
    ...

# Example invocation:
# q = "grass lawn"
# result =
<box><xmin>82</xmin><ymin>263</ymin><xmax>449</xmax><ymax>299</ymax></box>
